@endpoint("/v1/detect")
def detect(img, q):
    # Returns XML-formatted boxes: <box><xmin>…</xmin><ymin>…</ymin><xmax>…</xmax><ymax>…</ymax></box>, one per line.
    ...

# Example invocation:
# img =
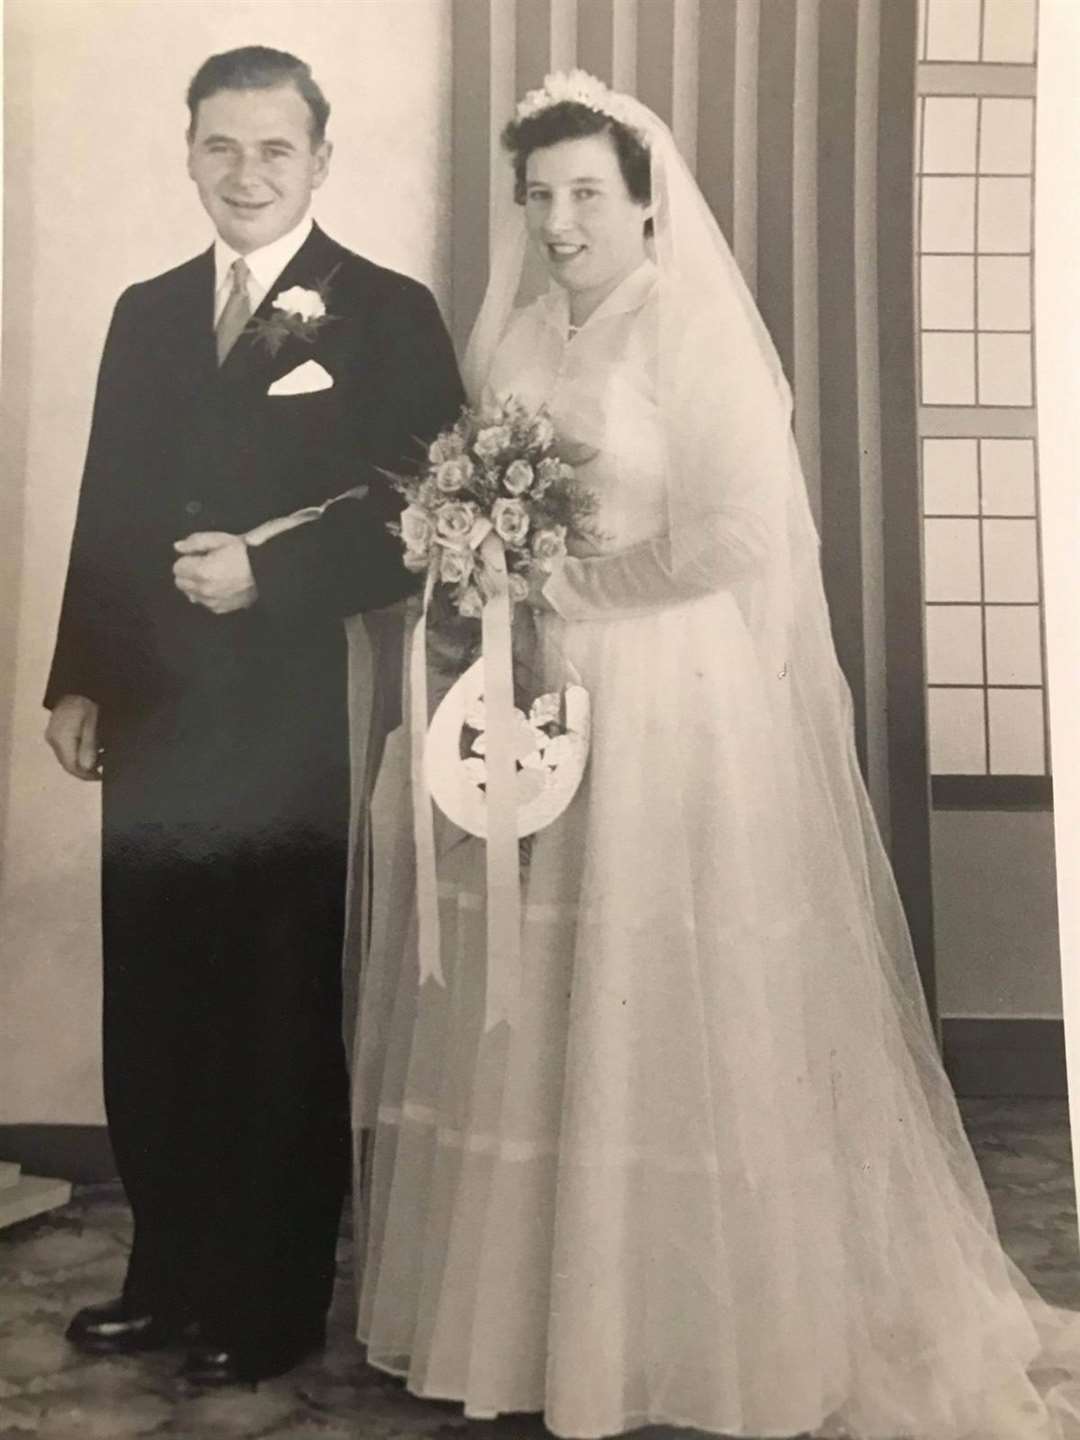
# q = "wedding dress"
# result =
<box><xmin>352</xmin><ymin>77</ymin><xmax>1080</xmax><ymax>1440</ymax></box>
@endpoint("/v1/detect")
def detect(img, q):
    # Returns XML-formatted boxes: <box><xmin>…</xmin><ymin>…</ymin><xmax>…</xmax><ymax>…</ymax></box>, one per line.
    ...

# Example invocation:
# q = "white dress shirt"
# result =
<box><xmin>213</xmin><ymin>214</ymin><xmax>314</xmax><ymax>324</ymax></box>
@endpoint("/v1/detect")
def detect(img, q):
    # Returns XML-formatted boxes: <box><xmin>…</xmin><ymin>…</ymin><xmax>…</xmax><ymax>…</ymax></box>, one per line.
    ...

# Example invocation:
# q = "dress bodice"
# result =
<box><xmin>485</xmin><ymin>263</ymin><xmax>666</xmax><ymax>556</ymax></box>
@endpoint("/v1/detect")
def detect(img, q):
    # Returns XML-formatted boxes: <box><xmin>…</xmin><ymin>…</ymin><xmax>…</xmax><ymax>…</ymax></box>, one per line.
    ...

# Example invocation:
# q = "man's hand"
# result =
<box><xmin>45</xmin><ymin>695</ymin><xmax>102</xmax><ymax>781</ymax></box>
<box><xmin>173</xmin><ymin>532</ymin><xmax>257</xmax><ymax>614</ymax></box>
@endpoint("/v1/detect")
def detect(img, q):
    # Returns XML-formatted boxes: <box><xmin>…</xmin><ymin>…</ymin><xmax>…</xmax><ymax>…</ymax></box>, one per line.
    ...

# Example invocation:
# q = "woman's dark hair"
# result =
<box><xmin>186</xmin><ymin>46</ymin><xmax>330</xmax><ymax>143</ymax></box>
<box><xmin>501</xmin><ymin>101</ymin><xmax>651</xmax><ymax>208</ymax></box>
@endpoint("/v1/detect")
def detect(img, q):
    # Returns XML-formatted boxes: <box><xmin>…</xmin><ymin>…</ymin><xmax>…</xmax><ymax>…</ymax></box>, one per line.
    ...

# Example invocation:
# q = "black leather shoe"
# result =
<box><xmin>180</xmin><ymin>1321</ymin><xmax>325</xmax><ymax>1385</ymax></box>
<box><xmin>178</xmin><ymin>1343</ymin><xmax>248</xmax><ymax>1387</ymax></box>
<box><xmin>66</xmin><ymin>1296</ymin><xmax>189</xmax><ymax>1355</ymax></box>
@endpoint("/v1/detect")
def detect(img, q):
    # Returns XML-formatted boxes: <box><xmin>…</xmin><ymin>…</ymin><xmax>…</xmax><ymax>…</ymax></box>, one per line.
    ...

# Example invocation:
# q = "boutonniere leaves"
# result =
<box><xmin>248</xmin><ymin>265</ymin><xmax>341</xmax><ymax>356</ymax></box>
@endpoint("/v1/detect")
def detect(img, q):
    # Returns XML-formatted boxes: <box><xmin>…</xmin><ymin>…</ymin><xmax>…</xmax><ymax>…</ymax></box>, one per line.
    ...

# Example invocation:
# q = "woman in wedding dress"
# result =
<box><xmin>352</xmin><ymin>72</ymin><xmax>1080</xmax><ymax>1439</ymax></box>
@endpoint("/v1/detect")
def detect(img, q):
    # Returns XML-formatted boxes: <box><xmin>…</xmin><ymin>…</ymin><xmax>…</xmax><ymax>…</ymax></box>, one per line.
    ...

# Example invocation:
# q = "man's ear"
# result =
<box><xmin>185</xmin><ymin>132</ymin><xmax>196</xmax><ymax>180</ymax></box>
<box><xmin>312</xmin><ymin>140</ymin><xmax>333</xmax><ymax>191</ymax></box>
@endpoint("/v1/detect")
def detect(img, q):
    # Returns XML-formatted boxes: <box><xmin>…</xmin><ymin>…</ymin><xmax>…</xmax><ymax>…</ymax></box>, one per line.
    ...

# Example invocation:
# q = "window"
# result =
<box><xmin>917</xmin><ymin>0</ymin><xmax>1048</xmax><ymax>805</ymax></box>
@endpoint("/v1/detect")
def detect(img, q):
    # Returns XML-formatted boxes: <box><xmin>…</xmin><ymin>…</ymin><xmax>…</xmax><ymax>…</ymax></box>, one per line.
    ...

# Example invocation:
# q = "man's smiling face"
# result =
<box><xmin>187</xmin><ymin>83</ymin><xmax>330</xmax><ymax>254</ymax></box>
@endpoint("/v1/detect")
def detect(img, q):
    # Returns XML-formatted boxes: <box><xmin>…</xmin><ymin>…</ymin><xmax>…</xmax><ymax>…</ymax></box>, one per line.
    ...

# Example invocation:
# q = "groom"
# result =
<box><xmin>44</xmin><ymin>47</ymin><xmax>462</xmax><ymax>1383</ymax></box>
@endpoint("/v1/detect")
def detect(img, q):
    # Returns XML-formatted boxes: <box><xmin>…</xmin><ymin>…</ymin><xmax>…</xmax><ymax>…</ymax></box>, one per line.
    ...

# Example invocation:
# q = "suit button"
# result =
<box><xmin>184</xmin><ymin>500</ymin><xmax>203</xmax><ymax>517</ymax></box>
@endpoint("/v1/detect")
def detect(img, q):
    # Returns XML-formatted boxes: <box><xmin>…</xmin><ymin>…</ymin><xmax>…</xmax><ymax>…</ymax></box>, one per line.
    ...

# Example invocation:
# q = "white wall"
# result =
<box><xmin>0</xmin><ymin>0</ymin><xmax>452</xmax><ymax>1124</ymax></box>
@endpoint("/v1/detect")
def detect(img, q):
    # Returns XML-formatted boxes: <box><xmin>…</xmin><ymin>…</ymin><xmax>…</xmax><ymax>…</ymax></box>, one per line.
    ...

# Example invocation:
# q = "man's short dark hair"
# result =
<box><xmin>186</xmin><ymin>46</ymin><xmax>330</xmax><ymax>143</ymax></box>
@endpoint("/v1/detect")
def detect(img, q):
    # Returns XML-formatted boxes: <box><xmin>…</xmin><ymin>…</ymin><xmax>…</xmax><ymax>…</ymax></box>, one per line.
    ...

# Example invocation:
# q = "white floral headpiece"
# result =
<box><xmin>514</xmin><ymin>69</ymin><xmax>653</xmax><ymax>147</ymax></box>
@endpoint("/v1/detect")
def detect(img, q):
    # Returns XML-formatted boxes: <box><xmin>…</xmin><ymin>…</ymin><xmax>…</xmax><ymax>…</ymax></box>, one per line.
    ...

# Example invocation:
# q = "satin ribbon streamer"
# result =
<box><xmin>411</xmin><ymin>534</ymin><xmax>523</xmax><ymax>1029</ymax></box>
<box><xmin>411</xmin><ymin>567</ymin><xmax>443</xmax><ymax>989</ymax></box>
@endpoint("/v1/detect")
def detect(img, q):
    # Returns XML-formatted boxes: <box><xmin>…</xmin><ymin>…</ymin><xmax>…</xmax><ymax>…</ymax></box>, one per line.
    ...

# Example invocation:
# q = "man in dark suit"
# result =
<box><xmin>44</xmin><ymin>46</ymin><xmax>463</xmax><ymax>1384</ymax></box>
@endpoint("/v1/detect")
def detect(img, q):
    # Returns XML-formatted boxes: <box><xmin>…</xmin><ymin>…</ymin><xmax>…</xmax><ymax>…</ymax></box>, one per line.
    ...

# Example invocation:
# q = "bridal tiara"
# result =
<box><xmin>514</xmin><ymin>68</ymin><xmax>654</xmax><ymax>146</ymax></box>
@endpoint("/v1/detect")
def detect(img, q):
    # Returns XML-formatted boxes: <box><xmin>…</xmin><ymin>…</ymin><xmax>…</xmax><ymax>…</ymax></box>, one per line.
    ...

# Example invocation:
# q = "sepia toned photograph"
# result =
<box><xmin>1</xmin><ymin>1</ymin><xmax>1078</xmax><ymax>1437</ymax></box>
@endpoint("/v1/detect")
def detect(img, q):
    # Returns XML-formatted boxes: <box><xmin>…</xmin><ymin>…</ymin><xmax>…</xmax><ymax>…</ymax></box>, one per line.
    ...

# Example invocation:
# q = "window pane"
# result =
<box><xmin>988</xmin><ymin>689</ymin><xmax>1045</xmax><ymax>775</ymax></box>
<box><xmin>923</xmin><ymin>177</ymin><xmax>977</xmax><ymax>252</ymax></box>
<box><xmin>926</xmin><ymin>605</ymin><xmax>984</xmax><ymax>684</ymax></box>
<box><xmin>923</xmin><ymin>97</ymin><xmax>979</xmax><ymax>174</ymax></box>
<box><xmin>979</xmin><ymin>99</ymin><xmax>1035</xmax><ymax>175</ymax></box>
<box><xmin>924</xmin><ymin>518</ymin><xmax>982</xmax><ymax>601</ymax></box>
<box><xmin>982</xmin><ymin>519</ymin><xmax>1039</xmax><ymax>602</ymax></box>
<box><xmin>922</xmin><ymin>256</ymin><xmax>975</xmax><ymax>329</ymax></box>
<box><xmin>977</xmin><ymin>256</ymin><xmax>1031</xmax><ymax>331</ymax></box>
<box><xmin>926</xmin><ymin>0</ymin><xmax>982</xmax><ymax>59</ymax></box>
<box><xmin>981</xmin><ymin>439</ymin><xmax>1036</xmax><ymax>515</ymax></box>
<box><xmin>977</xmin><ymin>333</ymin><xmax>1032</xmax><ymax>406</ymax></box>
<box><xmin>982</xmin><ymin>0</ymin><xmax>1037</xmax><ymax>64</ymax></box>
<box><xmin>977</xmin><ymin>177</ymin><xmax>1032</xmax><ymax>254</ymax></box>
<box><xmin>985</xmin><ymin>606</ymin><xmax>1043</xmax><ymax>685</ymax></box>
<box><xmin>923</xmin><ymin>333</ymin><xmax>976</xmax><ymax>404</ymax></box>
<box><xmin>924</xmin><ymin>438</ymin><xmax>979</xmax><ymax>514</ymax></box>
<box><xmin>929</xmin><ymin>688</ymin><xmax>987</xmax><ymax>774</ymax></box>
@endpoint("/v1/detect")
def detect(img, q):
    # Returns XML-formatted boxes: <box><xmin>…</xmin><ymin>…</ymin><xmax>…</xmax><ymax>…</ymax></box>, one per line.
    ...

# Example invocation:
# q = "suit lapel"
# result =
<box><xmin>167</xmin><ymin>248</ymin><xmax>217</xmax><ymax>395</ymax></box>
<box><xmin>218</xmin><ymin>224</ymin><xmax>344</xmax><ymax>390</ymax></box>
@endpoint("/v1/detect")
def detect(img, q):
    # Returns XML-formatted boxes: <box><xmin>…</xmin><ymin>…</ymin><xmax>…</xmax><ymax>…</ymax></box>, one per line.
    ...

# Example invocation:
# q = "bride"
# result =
<box><xmin>352</xmin><ymin>71</ymin><xmax>1080</xmax><ymax>1438</ymax></box>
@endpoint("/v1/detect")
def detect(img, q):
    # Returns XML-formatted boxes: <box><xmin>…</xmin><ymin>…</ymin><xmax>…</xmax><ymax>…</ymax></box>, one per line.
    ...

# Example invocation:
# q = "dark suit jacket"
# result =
<box><xmin>46</xmin><ymin>224</ymin><xmax>463</xmax><ymax>772</ymax></box>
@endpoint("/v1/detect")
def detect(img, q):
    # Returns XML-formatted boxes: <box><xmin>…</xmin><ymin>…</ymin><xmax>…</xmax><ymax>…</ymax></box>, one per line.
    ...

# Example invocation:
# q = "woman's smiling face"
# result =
<box><xmin>524</xmin><ymin>132</ymin><xmax>650</xmax><ymax>322</ymax></box>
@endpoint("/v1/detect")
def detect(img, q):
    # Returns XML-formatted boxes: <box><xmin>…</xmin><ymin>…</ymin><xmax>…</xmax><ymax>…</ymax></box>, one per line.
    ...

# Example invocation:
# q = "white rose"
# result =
<box><xmin>491</xmin><ymin>497</ymin><xmax>530</xmax><ymax>547</ymax></box>
<box><xmin>403</xmin><ymin>506</ymin><xmax>434</xmax><ymax>561</ymax></box>
<box><xmin>435</xmin><ymin>501</ymin><xmax>477</xmax><ymax>544</ymax></box>
<box><xmin>531</xmin><ymin>525</ymin><xmax>568</xmax><ymax>568</ymax></box>
<box><xmin>503</xmin><ymin>459</ymin><xmax>534</xmax><ymax>496</ymax></box>
<box><xmin>400</xmin><ymin>505</ymin><xmax>434</xmax><ymax>554</ymax></box>
<box><xmin>475</xmin><ymin>425</ymin><xmax>513</xmax><ymax>461</ymax></box>
<box><xmin>273</xmin><ymin>286</ymin><xmax>326</xmax><ymax>322</ymax></box>
<box><xmin>435</xmin><ymin>457</ymin><xmax>474</xmax><ymax>494</ymax></box>
<box><xmin>439</xmin><ymin>547</ymin><xmax>474</xmax><ymax>585</ymax></box>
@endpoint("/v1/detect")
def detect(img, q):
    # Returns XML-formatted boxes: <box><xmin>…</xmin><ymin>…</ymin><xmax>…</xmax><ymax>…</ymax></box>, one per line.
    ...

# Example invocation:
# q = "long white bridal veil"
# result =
<box><xmin>361</xmin><ymin>72</ymin><xmax>1080</xmax><ymax>1434</ymax></box>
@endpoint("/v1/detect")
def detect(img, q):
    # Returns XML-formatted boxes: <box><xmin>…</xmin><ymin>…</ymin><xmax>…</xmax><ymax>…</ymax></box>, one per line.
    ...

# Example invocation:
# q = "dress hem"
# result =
<box><xmin>356</xmin><ymin>1336</ymin><xmax>840</xmax><ymax>1440</ymax></box>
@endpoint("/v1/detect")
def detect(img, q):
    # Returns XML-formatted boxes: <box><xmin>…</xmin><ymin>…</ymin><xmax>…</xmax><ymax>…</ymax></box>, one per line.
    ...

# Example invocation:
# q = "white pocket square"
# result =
<box><xmin>267</xmin><ymin>359</ymin><xmax>334</xmax><ymax>396</ymax></box>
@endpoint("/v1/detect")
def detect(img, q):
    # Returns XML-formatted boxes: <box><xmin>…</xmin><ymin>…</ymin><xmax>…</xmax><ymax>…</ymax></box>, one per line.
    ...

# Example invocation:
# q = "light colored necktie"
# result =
<box><xmin>215</xmin><ymin>257</ymin><xmax>252</xmax><ymax>365</ymax></box>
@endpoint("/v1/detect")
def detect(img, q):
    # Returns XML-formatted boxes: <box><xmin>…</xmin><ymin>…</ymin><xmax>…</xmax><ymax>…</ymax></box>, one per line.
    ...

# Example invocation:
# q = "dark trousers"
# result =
<box><xmin>99</xmin><ymin>661</ymin><xmax>352</xmax><ymax>1363</ymax></box>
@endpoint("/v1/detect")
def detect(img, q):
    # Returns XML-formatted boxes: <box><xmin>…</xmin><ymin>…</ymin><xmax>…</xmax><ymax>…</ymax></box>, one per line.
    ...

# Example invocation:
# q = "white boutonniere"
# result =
<box><xmin>275</xmin><ymin>285</ymin><xmax>326</xmax><ymax>321</ymax></box>
<box><xmin>248</xmin><ymin>266</ymin><xmax>339</xmax><ymax>356</ymax></box>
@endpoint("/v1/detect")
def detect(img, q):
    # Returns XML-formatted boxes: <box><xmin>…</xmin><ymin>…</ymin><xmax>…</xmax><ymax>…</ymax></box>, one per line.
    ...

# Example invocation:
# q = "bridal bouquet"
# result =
<box><xmin>388</xmin><ymin>393</ymin><xmax>595</xmax><ymax>839</ymax></box>
<box><xmin>389</xmin><ymin>394</ymin><xmax>599</xmax><ymax>618</ymax></box>
<box><xmin>390</xmin><ymin>396</ymin><xmax>596</xmax><ymax>1028</ymax></box>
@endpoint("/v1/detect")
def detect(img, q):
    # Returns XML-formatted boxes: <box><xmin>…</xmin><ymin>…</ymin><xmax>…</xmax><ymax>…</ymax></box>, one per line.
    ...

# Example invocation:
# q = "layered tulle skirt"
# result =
<box><xmin>352</xmin><ymin>589</ymin><xmax>1080</xmax><ymax>1438</ymax></box>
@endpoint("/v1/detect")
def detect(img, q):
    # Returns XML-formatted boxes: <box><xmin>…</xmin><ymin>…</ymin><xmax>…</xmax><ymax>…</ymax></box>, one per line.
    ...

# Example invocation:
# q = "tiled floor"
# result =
<box><xmin>0</xmin><ymin>1099</ymin><xmax>1076</xmax><ymax>1439</ymax></box>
